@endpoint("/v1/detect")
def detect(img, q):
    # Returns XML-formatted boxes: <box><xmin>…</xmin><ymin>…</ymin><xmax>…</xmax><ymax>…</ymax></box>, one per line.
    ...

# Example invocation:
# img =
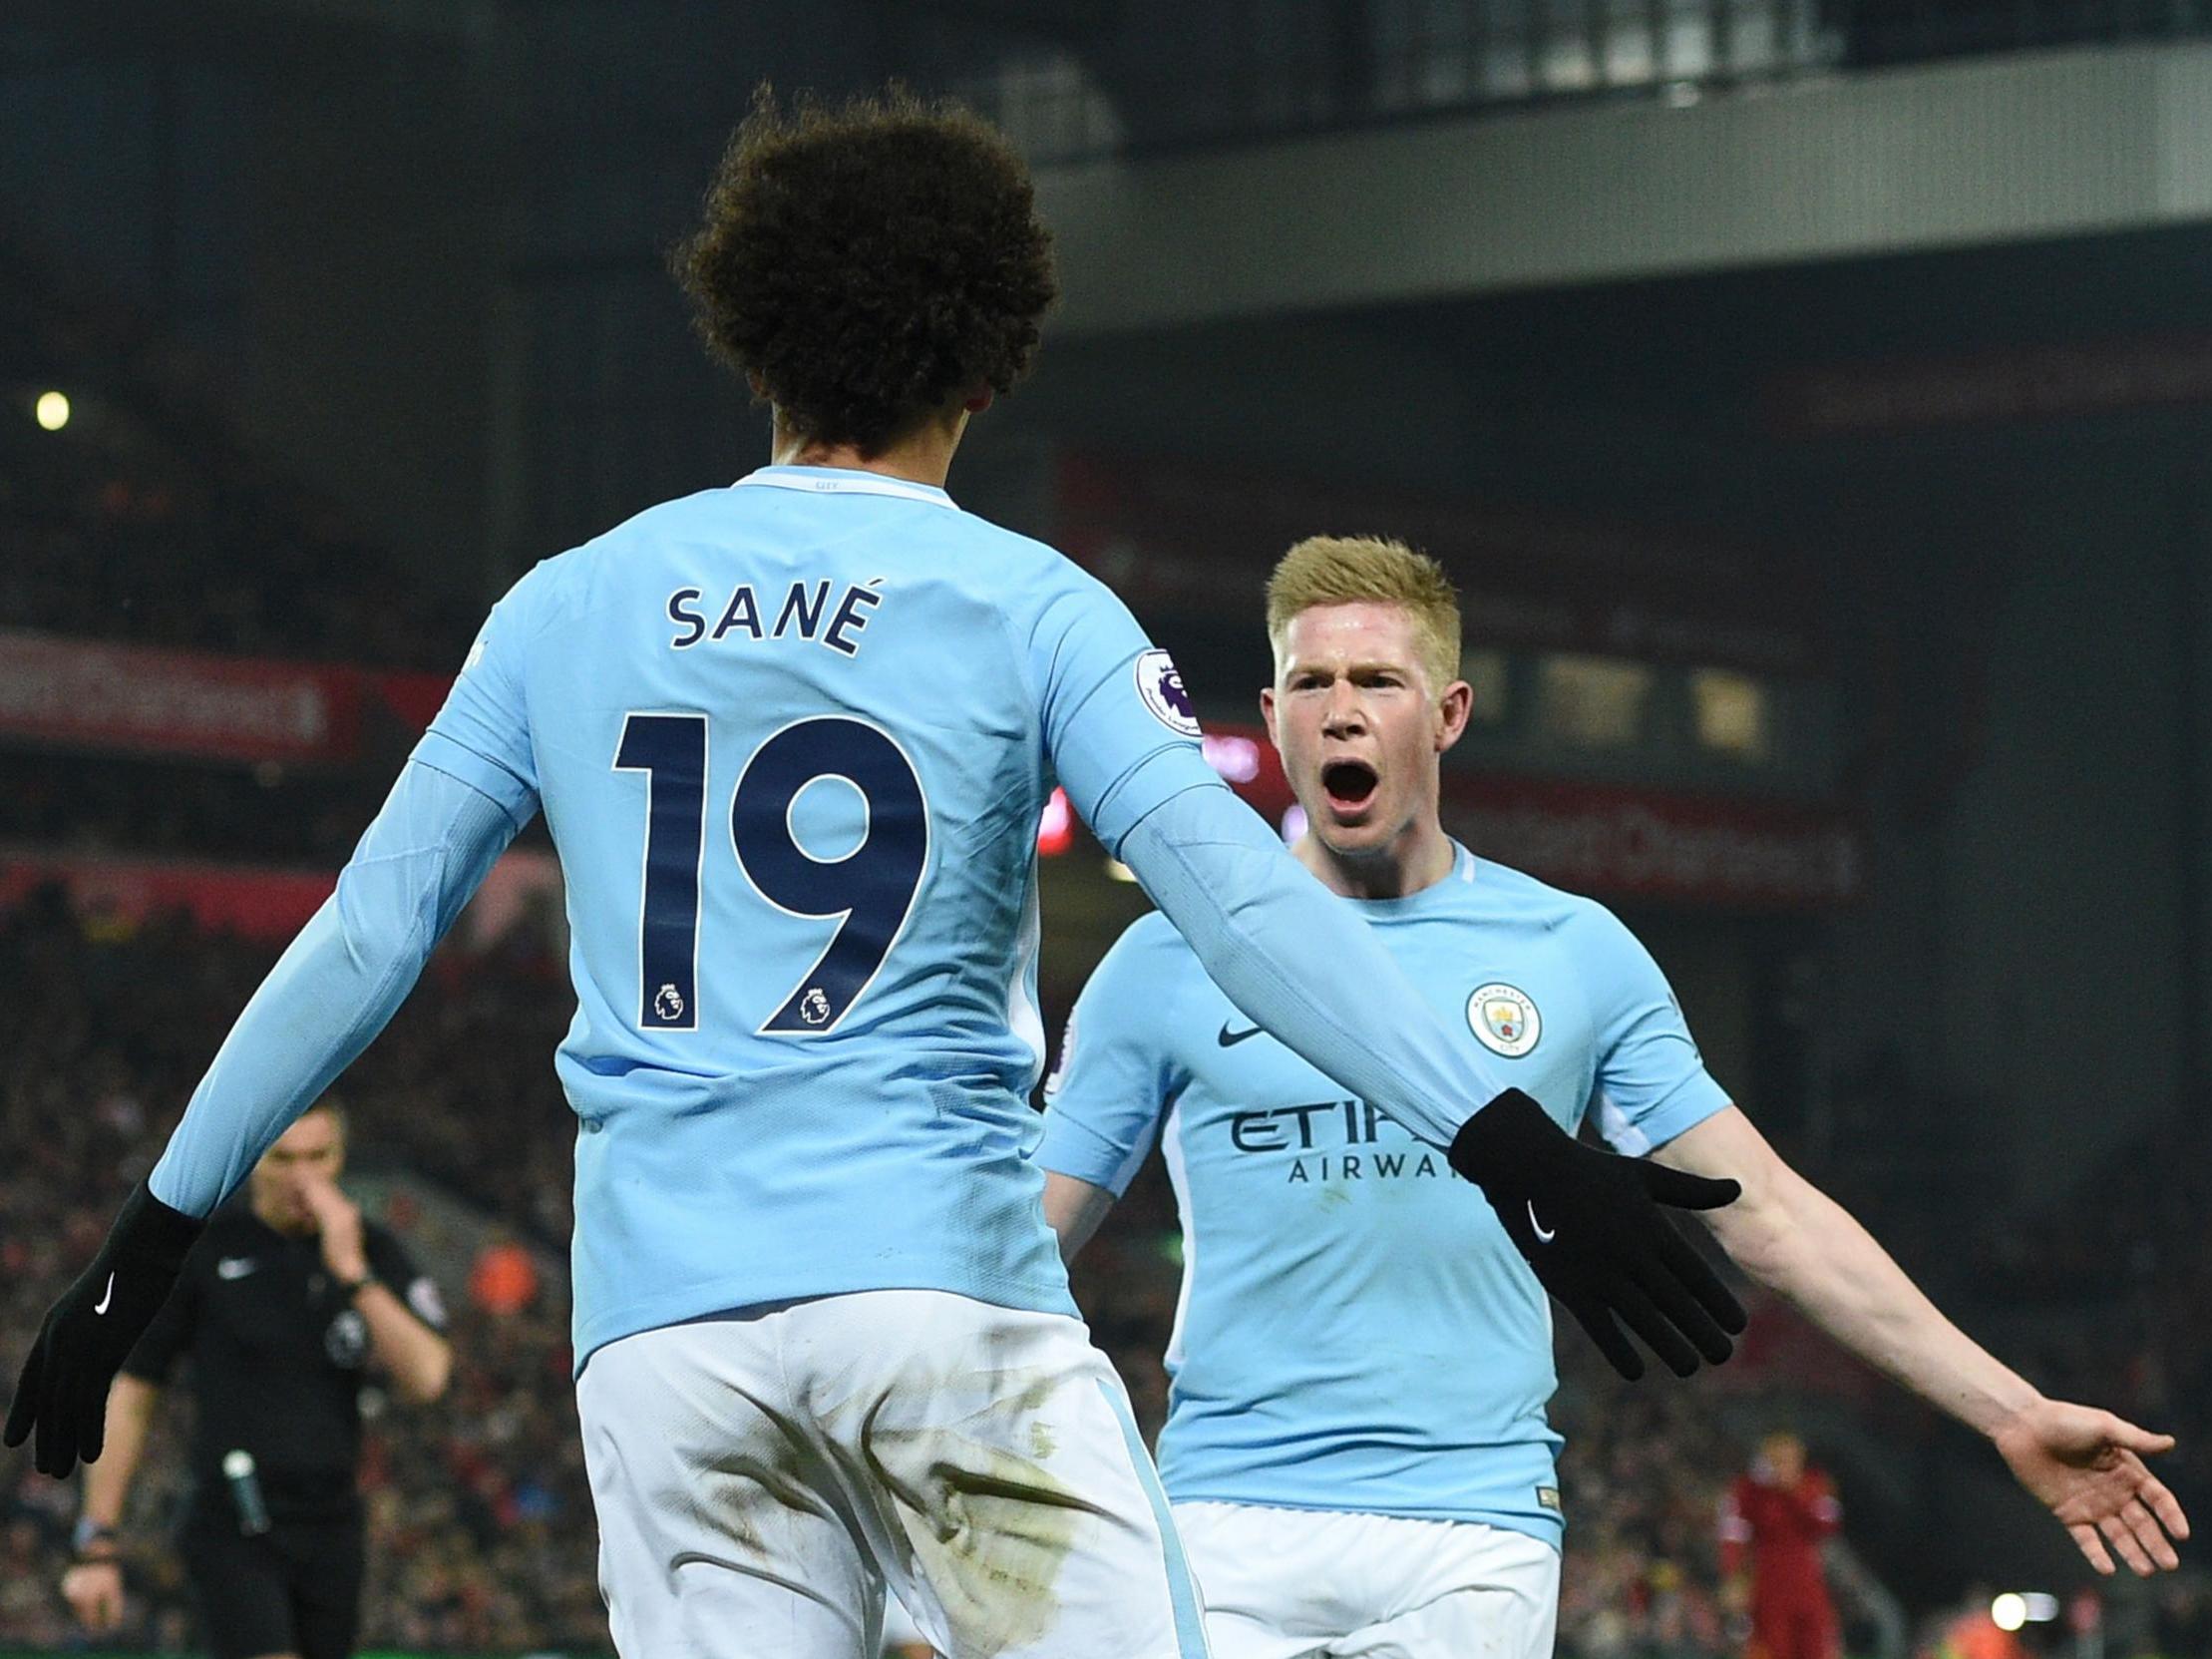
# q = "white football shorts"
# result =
<box><xmin>575</xmin><ymin>1289</ymin><xmax>1210</xmax><ymax>1659</ymax></box>
<box><xmin>1171</xmin><ymin>1500</ymin><xmax>1559</xmax><ymax>1659</ymax></box>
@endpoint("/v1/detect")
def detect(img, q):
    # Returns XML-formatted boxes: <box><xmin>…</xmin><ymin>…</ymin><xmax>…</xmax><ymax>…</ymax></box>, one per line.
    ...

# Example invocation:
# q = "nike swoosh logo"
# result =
<box><xmin>1527</xmin><ymin>1202</ymin><xmax>1557</xmax><ymax>1244</ymax></box>
<box><xmin>93</xmin><ymin>1273</ymin><xmax>116</xmax><ymax>1316</ymax></box>
<box><xmin>1217</xmin><ymin>1021</ymin><xmax>1264</xmax><ymax>1047</ymax></box>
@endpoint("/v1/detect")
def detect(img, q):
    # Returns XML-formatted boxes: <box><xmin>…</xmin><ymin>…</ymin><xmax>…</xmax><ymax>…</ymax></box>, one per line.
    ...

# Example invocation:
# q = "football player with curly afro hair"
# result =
<box><xmin>674</xmin><ymin>85</ymin><xmax>1057</xmax><ymax>468</ymax></box>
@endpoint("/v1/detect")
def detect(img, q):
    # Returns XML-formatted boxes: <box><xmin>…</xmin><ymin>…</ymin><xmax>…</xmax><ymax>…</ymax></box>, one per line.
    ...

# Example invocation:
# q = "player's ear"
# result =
<box><xmin>962</xmin><ymin>386</ymin><xmax>994</xmax><ymax>415</ymax></box>
<box><xmin>1259</xmin><ymin>685</ymin><xmax>1279</xmax><ymax>747</ymax></box>
<box><xmin>1434</xmin><ymin>679</ymin><xmax>1473</xmax><ymax>753</ymax></box>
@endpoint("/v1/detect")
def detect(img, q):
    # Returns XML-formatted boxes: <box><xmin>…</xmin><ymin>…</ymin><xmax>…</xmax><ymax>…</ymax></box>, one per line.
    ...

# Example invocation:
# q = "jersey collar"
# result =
<box><xmin>734</xmin><ymin>465</ymin><xmax>957</xmax><ymax>510</ymax></box>
<box><xmin>1345</xmin><ymin>841</ymin><xmax>1479</xmax><ymax>917</ymax></box>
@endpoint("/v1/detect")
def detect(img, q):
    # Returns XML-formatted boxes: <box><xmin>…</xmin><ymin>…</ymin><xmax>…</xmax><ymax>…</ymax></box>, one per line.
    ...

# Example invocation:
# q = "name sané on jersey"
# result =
<box><xmin>665</xmin><ymin>579</ymin><xmax>886</xmax><ymax>655</ymax></box>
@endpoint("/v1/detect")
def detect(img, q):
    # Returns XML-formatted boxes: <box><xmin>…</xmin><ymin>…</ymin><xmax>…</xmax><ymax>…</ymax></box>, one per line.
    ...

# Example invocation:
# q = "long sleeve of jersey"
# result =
<box><xmin>148</xmin><ymin>759</ymin><xmax>525</xmax><ymax>1215</ymax></box>
<box><xmin>1116</xmin><ymin>780</ymin><xmax>1510</xmax><ymax>1148</ymax></box>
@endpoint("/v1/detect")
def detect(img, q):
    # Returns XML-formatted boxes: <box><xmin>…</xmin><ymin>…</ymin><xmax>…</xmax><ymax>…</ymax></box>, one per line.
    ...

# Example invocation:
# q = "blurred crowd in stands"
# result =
<box><xmin>3</xmin><ymin>750</ymin><xmax>396</xmax><ymax>867</ymax></box>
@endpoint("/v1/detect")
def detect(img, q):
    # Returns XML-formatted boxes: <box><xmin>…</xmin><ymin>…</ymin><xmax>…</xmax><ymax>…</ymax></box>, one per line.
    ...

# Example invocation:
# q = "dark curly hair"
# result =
<box><xmin>674</xmin><ymin>86</ymin><xmax>1058</xmax><ymax>457</ymax></box>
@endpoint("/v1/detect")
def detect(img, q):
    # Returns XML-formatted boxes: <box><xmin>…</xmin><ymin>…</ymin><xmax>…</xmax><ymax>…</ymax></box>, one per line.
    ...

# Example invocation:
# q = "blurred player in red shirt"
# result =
<box><xmin>1721</xmin><ymin>1431</ymin><xmax>1844</xmax><ymax>1659</ymax></box>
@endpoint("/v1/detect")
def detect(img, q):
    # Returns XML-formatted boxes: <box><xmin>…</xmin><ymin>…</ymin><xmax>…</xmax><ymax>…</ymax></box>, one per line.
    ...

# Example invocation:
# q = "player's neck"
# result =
<box><xmin>769</xmin><ymin>409</ymin><xmax>968</xmax><ymax>490</ymax></box>
<box><xmin>1293</xmin><ymin>819</ymin><xmax>1458</xmax><ymax>901</ymax></box>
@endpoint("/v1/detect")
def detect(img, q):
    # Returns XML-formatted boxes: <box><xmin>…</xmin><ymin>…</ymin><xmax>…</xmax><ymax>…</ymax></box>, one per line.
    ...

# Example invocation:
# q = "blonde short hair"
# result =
<box><xmin>1265</xmin><ymin>535</ymin><xmax>1462</xmax><ymax>693</ymax></box>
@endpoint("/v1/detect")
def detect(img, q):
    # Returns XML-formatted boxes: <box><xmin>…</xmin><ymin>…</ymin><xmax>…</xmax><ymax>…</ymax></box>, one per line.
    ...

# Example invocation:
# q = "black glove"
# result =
<box><xmin>1449</xmin><ymin>1089</ymin><xmax>1746</xmax><ymax>1380</ymax></box>
<box><xmin>6</xmin><ymin>1180</ymin><xmax>203</xmax><ymax>1477</ymax></box>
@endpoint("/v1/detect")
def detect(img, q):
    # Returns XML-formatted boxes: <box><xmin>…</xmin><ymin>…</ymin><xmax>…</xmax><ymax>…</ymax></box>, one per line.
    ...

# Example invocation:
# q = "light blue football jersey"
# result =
<box><xmin>1037</xmin><ymin>844</ymin><xmax>1732</xmax><ymax>1546</ymax></box>
<box><xmin>414</xmin><ymin>466</ymin><xmax>1221</xmax><ymax>1364</ymax></box>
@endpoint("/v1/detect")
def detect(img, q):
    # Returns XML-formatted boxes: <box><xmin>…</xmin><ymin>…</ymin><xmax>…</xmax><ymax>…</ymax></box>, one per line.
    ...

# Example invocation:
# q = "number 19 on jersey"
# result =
<box><xmin>613</xmin><ymin>713</ymin><xmax>929</xmax><ymax>1037</ymax></box>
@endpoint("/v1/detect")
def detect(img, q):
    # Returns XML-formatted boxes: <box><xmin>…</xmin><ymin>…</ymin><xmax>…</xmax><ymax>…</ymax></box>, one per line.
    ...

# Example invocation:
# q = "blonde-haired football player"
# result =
<box><xmin>1041</xmin><ymin>534</ymin><xmax>2188</xmax><ymax>1659</ymax></box>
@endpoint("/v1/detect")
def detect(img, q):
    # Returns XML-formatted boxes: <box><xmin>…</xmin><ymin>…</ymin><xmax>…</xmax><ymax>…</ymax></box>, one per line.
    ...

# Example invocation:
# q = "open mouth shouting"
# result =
<box><xmin>1319</xmin><ymin>756</ymin><xmax>1380</xmax><ymax>820</ymax></box>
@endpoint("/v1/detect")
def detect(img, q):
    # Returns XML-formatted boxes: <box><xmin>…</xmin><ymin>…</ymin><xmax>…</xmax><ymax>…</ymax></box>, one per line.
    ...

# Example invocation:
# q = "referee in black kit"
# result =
<box><xmin>60</xmin><ymin>1097</ymin><xmax>451</xmax><ymax>1659</ymax></box>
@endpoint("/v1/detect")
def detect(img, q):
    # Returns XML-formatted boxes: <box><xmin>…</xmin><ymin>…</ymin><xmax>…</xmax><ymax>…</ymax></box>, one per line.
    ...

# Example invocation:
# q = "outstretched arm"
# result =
<box><xmin>1658</xmin><ymin>1105</ymin><xmax>2189</xmax><ymax>1575</ymax></box>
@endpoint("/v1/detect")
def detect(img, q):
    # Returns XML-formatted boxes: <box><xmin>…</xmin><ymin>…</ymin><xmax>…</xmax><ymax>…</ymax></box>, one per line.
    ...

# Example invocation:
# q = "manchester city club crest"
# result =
<box><xmin>1467</xmin><ymin>983</ymin><xmax>1541</xmax><ymax>1057</ymax></box>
